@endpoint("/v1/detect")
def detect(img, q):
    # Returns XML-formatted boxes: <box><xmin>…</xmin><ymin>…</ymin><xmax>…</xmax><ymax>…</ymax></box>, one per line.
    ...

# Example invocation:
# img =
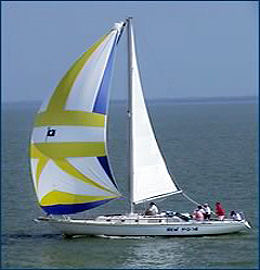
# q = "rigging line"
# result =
<box><xmin>182</xmin><ymin>192</ymin><xmax>217</xmax><ymax>216</ymax></box>
<box><xmin>138</xmin><ymin>27</ymin><xmax>175</xmax><ymax>97</ymax></box>
<box><xmin>181</xmin><ymin>192</ymin><xmax>201</xmax><ymax>206</ymax></box>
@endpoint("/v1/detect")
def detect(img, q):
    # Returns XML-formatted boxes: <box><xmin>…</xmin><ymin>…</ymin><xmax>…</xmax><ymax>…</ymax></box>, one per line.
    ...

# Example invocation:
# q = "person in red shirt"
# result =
<box><xmin>215</xmin><ymin>202</ymin><xmax>225</xmax><ymax>220</ymax></box>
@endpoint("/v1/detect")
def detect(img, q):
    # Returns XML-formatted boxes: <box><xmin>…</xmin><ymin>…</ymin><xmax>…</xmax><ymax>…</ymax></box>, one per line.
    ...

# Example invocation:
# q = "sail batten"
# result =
<box><xmin>30</xmin><ymin>22</ymin><xmax>125</xmax><ymax>215</ymax></box>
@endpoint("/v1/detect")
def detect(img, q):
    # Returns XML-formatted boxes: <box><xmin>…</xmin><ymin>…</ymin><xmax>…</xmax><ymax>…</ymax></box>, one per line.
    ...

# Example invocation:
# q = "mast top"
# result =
<box><xmin>126</xmin><ymin>16</ymin><xmax>133</xmax><ymax>22</ymax></box>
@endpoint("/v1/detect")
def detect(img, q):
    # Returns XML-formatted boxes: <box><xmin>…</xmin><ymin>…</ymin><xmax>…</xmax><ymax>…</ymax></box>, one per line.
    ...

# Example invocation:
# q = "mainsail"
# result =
<box><xmin>30</xmin><ymin>22</ymin><xmax>125</xmax><ymax>215</ymax></box>
<box><xmin>128</xmin><ymin>19</ymin><xmax>181</xmax><ymax>205</ymax></box>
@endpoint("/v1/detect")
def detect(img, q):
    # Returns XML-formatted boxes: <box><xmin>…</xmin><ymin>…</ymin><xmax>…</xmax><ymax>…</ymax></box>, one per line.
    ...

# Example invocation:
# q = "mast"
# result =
<box><xmin>126</xmin><ymin>17</ymin><xmax>134</xmax><ymax>214</ymax></box>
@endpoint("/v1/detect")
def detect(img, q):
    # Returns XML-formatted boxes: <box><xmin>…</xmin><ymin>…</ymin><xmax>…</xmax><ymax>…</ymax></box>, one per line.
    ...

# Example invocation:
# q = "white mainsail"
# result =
<box><xmin>128</xmin><ymin>20</ymin><xmax>181</xmax><ymax>205</ymax></box>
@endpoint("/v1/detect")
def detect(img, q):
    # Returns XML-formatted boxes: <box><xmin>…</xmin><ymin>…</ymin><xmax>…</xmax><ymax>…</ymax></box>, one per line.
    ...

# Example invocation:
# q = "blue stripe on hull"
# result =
<box><xmin>41</xmin><ymin>199</ymin><xmax>113</xmax><ymax>215</ymax></box>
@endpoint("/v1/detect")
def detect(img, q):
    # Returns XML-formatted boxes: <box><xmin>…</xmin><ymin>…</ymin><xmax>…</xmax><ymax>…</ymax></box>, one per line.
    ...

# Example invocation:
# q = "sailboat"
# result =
<box><xmin>31</xmin><ymin>18</ymin><xmax>250</xmax><ymax>237</ymax></box>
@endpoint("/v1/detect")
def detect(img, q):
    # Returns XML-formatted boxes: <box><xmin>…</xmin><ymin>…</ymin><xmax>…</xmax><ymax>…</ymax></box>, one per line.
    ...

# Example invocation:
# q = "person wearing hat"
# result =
<box><xmin>203</xmin><ymin>203</ymin><xmax>211</xmax><ymax>220</ymax></box>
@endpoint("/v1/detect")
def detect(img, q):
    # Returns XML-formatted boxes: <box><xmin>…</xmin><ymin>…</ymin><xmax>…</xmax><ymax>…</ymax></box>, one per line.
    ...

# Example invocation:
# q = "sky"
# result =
<box><xmin>2</xmin><ymin>1</ymin><xmax>258</xmax><ymax>102</ymax></box>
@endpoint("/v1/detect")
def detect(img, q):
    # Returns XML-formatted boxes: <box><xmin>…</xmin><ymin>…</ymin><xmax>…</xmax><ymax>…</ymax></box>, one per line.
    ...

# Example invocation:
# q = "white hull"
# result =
<box><xmin>36</xmin><ymin>214</ymin><xmax>251</xmax><ymax>237</ymax></box>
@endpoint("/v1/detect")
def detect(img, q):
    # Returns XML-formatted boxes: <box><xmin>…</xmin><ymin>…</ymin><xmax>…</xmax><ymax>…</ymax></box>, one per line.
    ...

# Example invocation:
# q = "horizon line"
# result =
<box><xmin>2</xmin><ymin>95</ymin><xmax>258</xmax><ymax>105</ymax></box>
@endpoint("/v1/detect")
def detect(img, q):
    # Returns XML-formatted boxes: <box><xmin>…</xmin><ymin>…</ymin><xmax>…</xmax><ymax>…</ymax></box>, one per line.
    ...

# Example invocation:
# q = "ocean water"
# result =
<box><xmin>1</xmin><ymin>99</ymin><xmax>258</xmax><ymax>269</ymax></box>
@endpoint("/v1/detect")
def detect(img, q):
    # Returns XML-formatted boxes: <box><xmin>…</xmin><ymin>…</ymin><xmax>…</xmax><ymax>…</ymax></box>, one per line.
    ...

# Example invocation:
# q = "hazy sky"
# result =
<box><xmin>2</xmin><ymin>1</ymin><xmax>258</xmax><ymax>102</ymax></box>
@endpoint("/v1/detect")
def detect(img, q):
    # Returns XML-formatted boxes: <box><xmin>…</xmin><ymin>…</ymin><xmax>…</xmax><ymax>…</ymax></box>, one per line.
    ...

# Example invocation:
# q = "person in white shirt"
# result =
<box><xmin>203</xmin><ymin>203</ymin><xmax>211</xmax><ymax>220</ymax></box>
<box><xmin>145</xmin><ymin>202</ymin><xmax>159</xmax><ymax>216</ymax></box>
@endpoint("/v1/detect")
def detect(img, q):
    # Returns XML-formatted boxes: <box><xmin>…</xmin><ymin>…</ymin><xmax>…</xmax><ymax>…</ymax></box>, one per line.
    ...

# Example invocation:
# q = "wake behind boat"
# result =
<box><xmin>30</xmin><ymin>17</ymin><xmax>251</xmax><ymax>237</ymax></box>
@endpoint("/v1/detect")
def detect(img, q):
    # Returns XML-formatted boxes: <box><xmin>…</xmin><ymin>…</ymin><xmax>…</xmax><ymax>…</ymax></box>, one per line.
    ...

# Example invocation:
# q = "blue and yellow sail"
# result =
<box><xmin>30</xmin><ymin>22</ymin><xmax>125</xmax><ymax>215</ymax></box>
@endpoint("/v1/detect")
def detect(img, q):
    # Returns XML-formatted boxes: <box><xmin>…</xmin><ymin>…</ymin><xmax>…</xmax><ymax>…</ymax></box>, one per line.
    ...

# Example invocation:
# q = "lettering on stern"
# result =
<box><xmin>167</xmin><ymin>227</ymin><xmax>198</xmax><ymax>232</ymax></box>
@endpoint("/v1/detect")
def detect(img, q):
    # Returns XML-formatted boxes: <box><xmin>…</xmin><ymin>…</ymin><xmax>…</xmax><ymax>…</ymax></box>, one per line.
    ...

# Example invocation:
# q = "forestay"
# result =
<box><xmin>30</xmin><ymin>22</ymin><xmax>125</xmax><ymax>215</ymax></box>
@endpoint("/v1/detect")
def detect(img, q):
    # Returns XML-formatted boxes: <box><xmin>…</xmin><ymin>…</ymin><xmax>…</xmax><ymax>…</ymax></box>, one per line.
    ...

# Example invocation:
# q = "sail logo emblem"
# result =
<box><xmin>47</xmin><ymin>128</ymin><xmax>56</xmax><ymax>137</ymax></box>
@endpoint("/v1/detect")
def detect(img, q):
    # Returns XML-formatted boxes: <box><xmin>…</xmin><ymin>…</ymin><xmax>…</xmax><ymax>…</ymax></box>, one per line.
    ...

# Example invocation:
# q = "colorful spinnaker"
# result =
<box><xmin>30</xmin><ymin>22</ymin><xmax>125</xmax><ymax>215</ymax></box>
